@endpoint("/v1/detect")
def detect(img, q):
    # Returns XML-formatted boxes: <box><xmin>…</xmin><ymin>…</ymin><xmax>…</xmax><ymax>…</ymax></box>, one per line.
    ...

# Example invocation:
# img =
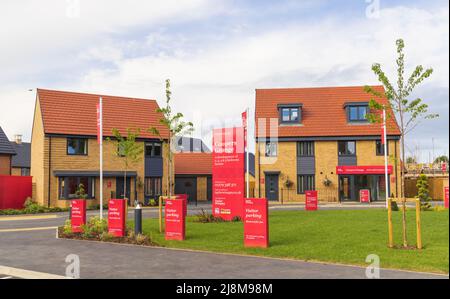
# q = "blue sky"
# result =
<box><xmin>0</xmin><ymin>0</ymin><xmax>448</xmax><ymax>162</ymax></box>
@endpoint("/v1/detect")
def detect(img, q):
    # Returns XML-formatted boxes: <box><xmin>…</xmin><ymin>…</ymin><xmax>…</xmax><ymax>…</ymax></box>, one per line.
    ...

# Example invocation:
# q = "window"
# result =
<box><xmin>58</xmin><ymin>177</ymin><xmax>95</xmax><ymax>199</ymax></box>
<box><xmin>376</xmin><ymin>140</ymin><xmax>388</xmax><ymax>156</ymax></box>
<box><xmin>298</xmin><ymin>175</ymin><xmax>315</xmax><ymax>194</ymax></box>
<box><xmin>265</xmin><ymin>141</ymin><xmax>278</xmax><ymax>157</ymax></box>
<box><xmin>297</xmin><ymin>142</ymin><xmax>315</xmax><ymax>157</ymax></box>
<box><xmin>348</xmin><ymin>105</ymin><xmax>369</xmax><ymax>122</ymax></box>
<box><xmin>279</xmin><ymin>106</ymin><xmax>301</xmax><ymax>124</ymax></box>
<box><xmin>21</xmin><ymin>168</ymin><xmax>30</xmax><ymax>176</ymax></box>
<box><xmin>145</xmin><ymin>177</ymin><xmax>162</xmax><ymax>197</ymax></box>
<box><xmin>338</xmin><ymin>141</ymin><xmax>356</xmax><ymax>156</ymax></box>
<box><xmin>67</xmin><ymin>138</ymin><xmax>88</xmax><ymax>155</ymax></box>
<box><xmin>117</xmin><ymin>144</ymin><xmax>126</xmax><ymax>157</ymax></box>
<box><xmin>145</xmin><ymin>142</ymin><xmax>162</xmax><ymax>157</ymax></box>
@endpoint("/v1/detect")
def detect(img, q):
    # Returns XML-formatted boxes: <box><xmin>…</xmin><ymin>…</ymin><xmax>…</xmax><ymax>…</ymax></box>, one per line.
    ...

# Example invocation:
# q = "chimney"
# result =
<box><xmin>14</xmin><ymin>134</ymin><xmax>22</xmax><ymax>144</ymax></box>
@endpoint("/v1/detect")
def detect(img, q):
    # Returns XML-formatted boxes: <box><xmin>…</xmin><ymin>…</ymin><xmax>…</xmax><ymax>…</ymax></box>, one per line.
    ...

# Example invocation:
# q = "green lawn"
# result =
<box><xmin>135</xmin><ymin>209</ymin><xmax>449</xmax><ymax>274</ymax></box>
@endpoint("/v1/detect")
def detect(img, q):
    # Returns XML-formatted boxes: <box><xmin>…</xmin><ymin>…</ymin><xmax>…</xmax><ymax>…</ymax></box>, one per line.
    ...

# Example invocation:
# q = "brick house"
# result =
<box><xmin>31</xmin><ymin>89</ymin><xmax>170</xmax><ymax>208</ymax></box>
<box><xmin>10</xmin><ymin>135</ymin><xmax>31</xmax><ymax>176</ymax></box>
<box><xmin>255</xmin><ymin>86</ymin><xmax>402</xmax><ymax>203</ymax></box>
<box><xmin>0</xmin><ymin>126</ymin><xmax>16</xmax><ymax>175</ymax></box>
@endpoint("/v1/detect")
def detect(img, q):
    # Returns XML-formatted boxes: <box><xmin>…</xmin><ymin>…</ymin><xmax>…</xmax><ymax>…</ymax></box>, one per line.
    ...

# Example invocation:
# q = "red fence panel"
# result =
<box><xmin>0</xmin><ymin>175</ymin><xmax>33</xmax><ymax>210</ymax></box>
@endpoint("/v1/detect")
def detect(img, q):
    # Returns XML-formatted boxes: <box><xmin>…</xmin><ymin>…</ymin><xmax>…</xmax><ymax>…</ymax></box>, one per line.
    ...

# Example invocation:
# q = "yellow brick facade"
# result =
<box><xmin>255</xmin><ymin>140</ymin><xmax>401</xmax><ymax>203</ymax></box>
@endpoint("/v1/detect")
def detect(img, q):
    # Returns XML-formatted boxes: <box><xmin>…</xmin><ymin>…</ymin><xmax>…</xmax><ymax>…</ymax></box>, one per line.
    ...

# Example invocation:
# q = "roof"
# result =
<box><xmin>37</xmin><ymin>89</ymin><xmax>169</xmax><ymax>139</ymax></box>
<box><xmin>10</xmin><ymin>142</ymin><xmax>30</xmax><ymax>168</ymax></box>
<box><xmin>175</xmin><ymin>153</ymin><xmax>213</xmax><ymax>175</ymax></box>
<box><xmin>255</xmin><ymin>85</ymin><xmax>401</xmax><ymax>138</ymax></box>
<box><xmin>175</xmin><ymin>137</ymin><xmax>211</xmax><ymax>153</ymax></box>
<box><xmin>0</xmin><ymin>127</ymin><xmax>15</xmax><ymax>155</ymax></box>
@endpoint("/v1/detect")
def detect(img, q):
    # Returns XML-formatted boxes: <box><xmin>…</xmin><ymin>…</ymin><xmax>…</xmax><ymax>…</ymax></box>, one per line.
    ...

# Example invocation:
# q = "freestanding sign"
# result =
<box><xmin>212</xmin><ymin>127</ymin><xmax>245</xmax><ymax>221</ymax></box>
<box><xmin>165</xmin><ymin>198</ymin><xmax>186</xmax><ymax>241</ymax></box>
<box><xmin>176</xmin><ymin>194</ymin><xmax>188</xmax><ymax>217</ymax></box>
<box><xmin>71</xmin><ymin>200</ymin><xmax>86</xmax><ymax>233</ymax></box>
<box><xmin>108</xmin><ymin>199</ymin><xmax>127</xmax><ymax>237</ymax></box>
<box><xmin>360</xmin><ymin>189</ymin><xmax>371</xmax><ymax>203</ymax></box>
<box><xmin>305</xmin><ymin>191</ymin><xmax>318</xmax><ymax>211</ymax></box>
<box><xmin>444</xmin><ymin>186</ymin><xmax>449</xmax><ymax>209</ymax></box>
<box><xmin>244</xmin><ymin>198</ymin><xmax>269</xmax><ymax>248</ymax></box>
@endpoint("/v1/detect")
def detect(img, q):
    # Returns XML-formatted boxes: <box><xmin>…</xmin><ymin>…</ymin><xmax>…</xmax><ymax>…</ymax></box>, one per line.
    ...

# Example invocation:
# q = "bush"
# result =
<box><xmin>135</xmin><ymin>234</ymin><xmax>150</xmax><ymax>245</ymax></box>
<box><xmin>232</xmin><ymin>216</ymin><xmax>242</xmax><ymax>222</ymax></box>
<box><xmin>195</xmin><ymin>209</ymin><xmax>225</xmax><ymax>223</ymax></box>
<box><xmin>416</xmin><ymin>174</ymin><xmax>432</xmax><ymax>210</ymax></box>
<box><xmin>100</xmin><ymin>232</ymin><xmax>116</xmax><ymax>242</ymax></box>
<box><xmin>149</xmin><ymin>199</ymin><xmax>157</xmax><ymax>207</ymax></box>
<box><xmin>391</xmin><ymin>201</ymin><xmax>399</xmax><ymax>211</ymax></box>
<box><xmin>63</xmin><ymin>220</ymin><xmax>72</xmax><ymax>235</ymax></box>
<box><xmin>87</xmin><ymin>216</ymin><xmax>108</xmax><ymax>235</ymax></box>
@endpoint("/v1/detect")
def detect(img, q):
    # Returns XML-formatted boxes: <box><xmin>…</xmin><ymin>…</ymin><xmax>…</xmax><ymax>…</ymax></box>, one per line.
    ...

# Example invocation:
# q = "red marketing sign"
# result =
<box><xmin>442</xmin><ymin>163</ymin><xmax>447</xmax><ymax>173</ymax></box>
<box><xmin>444</xmin><ymin>186</ymin><xmax>449</xmax><ymax>209</ymax></box>
<box><xmin>305</xmin><ymin>191</ymin><xmax>318</xmax><ymax>211</ymax></box>
<box><xmin>336</xmin><ymin>165</ymin><xmax>393</xmax><ymax>175</ymax></box>
<box><xmin>71</xmin><ymin>200</ymin><xmax>86</xmax><ymax>233</ymax></box>
<box><xmin>176</xmin><ymin>194</ymin><xmax>188</xmax><ymax>217</ymax></box>
<box><xmin>244</xmin><ymin>198</ymin><xmax>269</xmax><ymax>248</ymax></box>
<box><xmin>360</xmin><ymin>189</ymin><xmax>370</xmax><ymax>203</ymax></box>
<box><xmin>108</xmin><ymin>199</ymin><xmax>127</xmax><ymax>237</ymax></box>
<box><xmin>165</xmin><ymin>198</ymin><xmax>186</xmax><ymax>241</ymax></box>
<box><xmin>212</xmin><ymin>127</ymin><xmax>245</xmax><ymax>221</ymax></box>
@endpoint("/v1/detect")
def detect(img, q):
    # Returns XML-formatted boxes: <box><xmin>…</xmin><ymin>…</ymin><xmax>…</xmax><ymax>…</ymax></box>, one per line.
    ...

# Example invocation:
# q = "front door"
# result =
<box><xmin>116</xmin><ymin>177</ymin><xmax>131</xmax><ymax>202</ymax></box>
<box><xmin>265</xmin><ymin>174</ymin><xmax>279</xmax><ymax>201</ymax></box>
<box><xmin>175</xmin><ymin>177</ymin><xmax>197</xmax><ymax>204</ymax></box>
<box><xmin>339</xmin><ymin>176</ymin><xmax>353</xmax><ymax>201</ymax></box>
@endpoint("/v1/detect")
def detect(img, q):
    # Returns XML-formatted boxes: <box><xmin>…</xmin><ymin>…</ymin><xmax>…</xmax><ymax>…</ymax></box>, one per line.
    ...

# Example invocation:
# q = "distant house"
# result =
<box><xmin>10</xmin><ymin>135</ymin><xmax>31</xmax><ymax>176</ymax></box>
<box><xmin>175</xmin><ymin>137</ymin><xmax>211</xmax><ymax>153</ymax></box>
<box><xmin>0</xmin><ymin>127</ymin><xmax>16</xmax><ymax>175</ymax></box>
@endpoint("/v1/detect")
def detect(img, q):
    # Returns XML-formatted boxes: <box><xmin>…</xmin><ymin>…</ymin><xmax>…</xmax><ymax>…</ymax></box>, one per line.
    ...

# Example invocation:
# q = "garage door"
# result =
<box><xmin>175</xmin><ymin>176</ymin><xmax>197</xmax><ymax>204</ymax></box>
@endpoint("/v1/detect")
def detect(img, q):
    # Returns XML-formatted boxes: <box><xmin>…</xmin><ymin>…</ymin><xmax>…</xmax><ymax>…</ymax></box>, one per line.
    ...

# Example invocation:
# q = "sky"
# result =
<box><xmin>0</xmin><ymin>0</ymin><xmax>448</xmax><ymax>162</ymax></box>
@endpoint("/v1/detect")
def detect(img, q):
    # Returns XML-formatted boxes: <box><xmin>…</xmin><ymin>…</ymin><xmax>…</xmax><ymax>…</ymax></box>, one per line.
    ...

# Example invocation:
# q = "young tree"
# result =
<box><xmin>365</xmin><ymin>39</ymin><xmax>438</xmax><ymax>248</ymax></box>
<box><xmin>434</xmin><ymin>155</ymin><xmax>449</xmax><ymax>164</ymax></box>
<box><xmin>149</xmin><ymin>79</ymin><xmax>194</xmax><ymax>197</ymax></box>
<box><xmin>416</xmin><ymin>174</ymin><xmax>432</xmax><ymax>210</ymax></box>
<box><xmin>110</xmin><ymin>128</ymin><xmax>144</xmax><ymax>203</ymax></box>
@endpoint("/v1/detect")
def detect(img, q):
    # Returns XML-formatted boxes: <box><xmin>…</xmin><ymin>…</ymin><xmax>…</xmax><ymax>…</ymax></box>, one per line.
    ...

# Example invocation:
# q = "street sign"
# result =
<box><xmin>244</xmin><ymin>198</ymin><xmax>269</xmax><ymax>248</ymax></box>
<box><xmin>165</xmin><ymin>198</ymin><xmax>186</xmax><ymax>241</ymax></box>
<box><xmin>360</xmin><ymin>189</ymin><xmax>371</xmax><ymax>203</ymax></box>
<box><xmin>305</xmin><ymin>191</ymin><xmax>318</xmax><ymax>211</ymax></box>
<box><xmin>71</xmin><ymin>200</ymin><xmax>86</xmax><ymax>233</ymax></box>
<box><xmin>108</xmin><ymin>199</ymin><xmax>127</xmax><ymax>237</ymax></box>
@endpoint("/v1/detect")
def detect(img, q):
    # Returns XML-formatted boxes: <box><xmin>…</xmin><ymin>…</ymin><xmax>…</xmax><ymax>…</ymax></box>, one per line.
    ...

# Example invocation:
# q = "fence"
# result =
<box><xmin>280</xmin><ymin>187</ymin><xmax>339</xmax><ymax>204</ymax></box>
<box><xmin>405</xmin><ymin>176</ymin><xmax>449</xmax><ymax>200</ymax></box>
<box><xmin>0</xmin><ymin>175</ymin><xmax>33</xmax><ymax>210</ymax></box>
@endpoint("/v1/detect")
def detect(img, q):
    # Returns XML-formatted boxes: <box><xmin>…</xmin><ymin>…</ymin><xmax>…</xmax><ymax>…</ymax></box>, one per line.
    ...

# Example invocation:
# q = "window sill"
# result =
<box><xmin>280</xmin><ymin>123</ymin><xmax>303</xmax><ymax>127</ymax></box>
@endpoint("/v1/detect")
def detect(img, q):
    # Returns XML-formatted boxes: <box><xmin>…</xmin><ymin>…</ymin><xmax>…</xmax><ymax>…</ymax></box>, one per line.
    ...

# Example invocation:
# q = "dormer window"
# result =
<box><xmin>345</xmin><ymin>102</ymin><xmax>369</xmax><ymax>123</ymax></box>
<box><xmin>278</xmin><ymin>104</ymin><xmax>302</xmax><ymax>124</ymax></box>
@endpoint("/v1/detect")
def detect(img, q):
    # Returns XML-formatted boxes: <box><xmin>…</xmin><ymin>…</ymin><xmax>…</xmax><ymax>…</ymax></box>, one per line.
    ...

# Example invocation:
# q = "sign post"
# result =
<box><xmin>244</xmin><ymin>198</ymin><xmax>269</xmax><ymax>248</ymax></box>
<box><xmin>444</xmin><ymin>186</ymin><xmax>449</xmax><ymax>209</ymax></box>
<box><xmin>242</xmin><ymin>109</ymin><xmax>249</xmax><ymax>199</ymax></box>
<box><xmin>212</xmin><ymin>127</ymin><xmax>245</xmax><ymax>221</ymax></box>
<box><xmin>305</xmin><ymin>191</ymin><xmax>318</xmax><ymax>211</ymax></box>
<box><xmin>360</xmin><ymin>189</ymin><xmax>371</xmax><ymax>204</ymax></box>
<box><xmin>97</xmin><ymin>97</ymin><xmax>103</xmax><ymax>219</ymax></box>
<box><xmin>71</xmin><ymin>200</ymin><xmax>87</xmax><ymax>233</ymax></box>
<box><xmin>108</xmin><ymin>199</ymin><xmax>126</xmax><ymax>237</ymax></box>
<box><xmin>165</xmin><ymin>198</ymin><xmax>186</xmax><ymax>241</ymax></box>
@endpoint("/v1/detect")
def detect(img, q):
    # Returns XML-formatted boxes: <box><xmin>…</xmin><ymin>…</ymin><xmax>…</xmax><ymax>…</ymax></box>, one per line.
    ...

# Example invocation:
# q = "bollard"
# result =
<box><xmin>416</xmin><ymin>199</ymin><xmax>422</xmax><ymax>250</ymax></box>
<box><xmin>135</xmin><ymin>204</ymin><xmax>142</xmax><ymax>235</ymax></box>
<box><xmin>387</xmin><ymin>198</ymin><xmax>394</xmax><ymax>248</ymax></box>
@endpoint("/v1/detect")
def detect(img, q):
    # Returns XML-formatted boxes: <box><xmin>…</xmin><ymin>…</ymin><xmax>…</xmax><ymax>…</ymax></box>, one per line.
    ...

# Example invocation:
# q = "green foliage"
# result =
<box><xmin>100</xmin><ymin>232</ymin><xmax>116</xmax><ymax>242</ymax></box>
<box><xmin>63</xmin><ymin>219</ymin><xmax>72</xmax><ymax>235</ymax></box>
<box><xmin>391</xmin><ymin>201</ymin><xmax>400</xmax><ymax>212</ymax></box>
<box><xmin>81</xmin><ymin>216</ymin><xmax>108</xmax><ymax>238</ymax></box>
<box><xmin>149</xmin><ymin>199</ymin><xmax>157</xmax><ymax>207</ymax></box>
<box><xmin>434</xmin><ymin>155</ymin><xmax>449</xmax><ymax>164</ymax></box>
<box><xmin>195</xmin><ymin>209</ymin><xmax>225</xmax><ymax>223</ymax></box>
<box><xmin>75</xmin><ymin>184</ymin><xmax>88</xmax><ymax>200</ymax></box>
<box><xmin>416</xmin><ymin>174</ymin><xmax>432</xmax><ymax>210</ymax></box>
<box><xmin>406</xmin><ymin>157</ymin><xmax>417</xmax><ymax>164</ymax></box>
<box><xmin>135</xmin><ymin>234</ymin><xmax>150</xmax><ymax>245</ymax></box>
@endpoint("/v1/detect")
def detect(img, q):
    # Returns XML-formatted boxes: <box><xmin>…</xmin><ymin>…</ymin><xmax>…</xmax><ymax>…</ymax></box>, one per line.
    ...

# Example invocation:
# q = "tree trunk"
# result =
<box><xmin>399</xmin><ymin>110</ymin><xmax>408</xmax><ymax>248</ymax></box>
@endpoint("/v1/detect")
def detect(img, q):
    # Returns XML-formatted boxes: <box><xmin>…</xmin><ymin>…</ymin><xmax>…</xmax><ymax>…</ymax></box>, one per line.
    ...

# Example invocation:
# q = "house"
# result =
<box><xmin>255</xmin><ymin>85</ymin><xmax>402</xmax><ymax>203</ymax></box>
<box><xmin>31</xmin><ymin>89</ymin><xmax>170</xmax><ymax>208</ymax></box>
<box><xmin>175</xmin><ymin>137</ymin><xmax>211</xmax><ymax>153</ymax></box>
<box><xmin>0</xmin><ymin>126</ymin><xmax>16</xmax><ymax>175</ymax></box>
<box><xmin>10</xmin><ymin>135</ymin><xmax>31</xmax><ymax>176</ymax></box>
<box><xmin>174</xmin><ymin>151</ymin><xmax>256</xmax><ymax>203</ymax></box>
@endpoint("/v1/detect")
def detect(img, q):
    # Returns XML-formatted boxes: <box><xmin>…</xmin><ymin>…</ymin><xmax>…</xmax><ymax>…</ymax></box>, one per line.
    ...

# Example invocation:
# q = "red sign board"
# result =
<box><xmin>0</xmin><ymin>175</ymin><xmax>32</xmax><ymax>210</ymax></box>
<box><xmin>108</xmin><ymin>199</ymin><xmax>127</xmax><ymax>237</ymax></box>
<box><xmin>176</xmin><ymin>194</ymin><xmax>188</xmax><ymax>217</ymax></box>
<box><xmin>305</xmin><ymin>191</ymin><xmax>318</xmax><ymax>211</ymax></box>
<box><xmin>360</xmin><ymin>189</ymin><xmax>370</xmax><ymax>203</ymax></box>
<box><xmin>442</xmin><ymin>163</ymin><xmax>447</xmax><ymax>173</ymax></box>
<box><xmin>71</xmin><ymin>200</ymin><xmax>87</xmax><ymax>233</ymax></box>
<box><xmin>336</xmin><ymin>165</ymin><xmax>393</xmax><ymax>175</ymax></box>
<box><xmin>212</xmin><ymin>127</ymin><xmax>245</xmax><ymax>221</ymax></box>
<box><xmin>244</xmin><ymin>198</ymin><xmax>269</xmax><ymax>248</ymax></box>
<box><xmin>165</xmin><ymin>198</ymin><xmax>186</xmax><ymax>241</ymax></box>
<box><xmin>444</xmin><ymin>186</ymin><xmax>449</xmax><ymax>209</ymax></box>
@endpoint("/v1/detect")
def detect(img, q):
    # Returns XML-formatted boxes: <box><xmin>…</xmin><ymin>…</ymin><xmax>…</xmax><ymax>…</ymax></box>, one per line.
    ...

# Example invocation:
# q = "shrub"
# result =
<box><xmin>149</xmin><ymin>199</ymin><xmax>157</xmax><ymax>207</ymax></box>
<box><xmin>135</xmin><ymin>234</ymin><xmax>149</xmax><ymax>245</ymax></box>
<box><xmin>391</xmin><ymin>201</ymin><xmax>399</xmax><ymax>211</ymax></box>
<box><xmin>87</xmin><ymin>217</ymin><xmax>108</xmax><ymax>235</ymax></box>
<box><xmin>195</xmin><ymin>209</ymin><xmax>225</xmax><ymax>223</ymax></box>
<box><xmin>416</xmin><ymin>174</ymin><xmax>432</xmax><ymax>210</ymax></box>
<box><xmin>232</xmin><ymin>216</ymin><xmax>242</xmax><ymax>222</ymax></box>
<box><xmin>63</xmin><ymin>220</ymin><xmax>72</xmax><ymax>235</ymax></box>
<box><xmin>100</xmin><ymin>232</ymin><xmax>116</xmax><ymax>242</ymax></box>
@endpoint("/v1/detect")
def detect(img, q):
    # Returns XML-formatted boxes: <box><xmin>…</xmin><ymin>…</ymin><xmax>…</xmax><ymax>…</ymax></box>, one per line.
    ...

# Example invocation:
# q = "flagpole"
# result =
<box><xmin>100</xmin><ymin>97</ymin><xmax>104</xmax><ymax>219</ymax></box>
<box><xmin>383</xmin><ymin>108</ymin><xmax>389</xmax><ymax>209</ymax></box>
<box><xmin>246</xmin><ymin>108</ymin><xmax>250</xmax><ymax>199</ymax></box>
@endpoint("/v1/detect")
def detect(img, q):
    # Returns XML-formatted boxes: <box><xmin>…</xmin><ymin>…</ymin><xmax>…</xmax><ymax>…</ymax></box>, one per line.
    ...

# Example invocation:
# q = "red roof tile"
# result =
<box><xmin>37</xmin><ymin>89</ymin><xmax>169</xmax><ymax>139</ymax></box>
<box><xmin>175</xmin><ymin>153</ymin><xmax>212</xmax><ymax>175</ymax></box>
<box><xmin>255</xmin><ymin>85</ymin><xmax>401</xmax><ymax>138</ymax></box>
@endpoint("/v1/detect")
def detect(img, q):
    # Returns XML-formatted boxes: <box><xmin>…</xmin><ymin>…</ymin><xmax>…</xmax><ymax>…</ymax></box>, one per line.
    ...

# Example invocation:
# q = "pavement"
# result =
<box><xmin>0</xmin><ymin>203</ymin><xmax>448</xmax><ymax>279</ymax></box>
